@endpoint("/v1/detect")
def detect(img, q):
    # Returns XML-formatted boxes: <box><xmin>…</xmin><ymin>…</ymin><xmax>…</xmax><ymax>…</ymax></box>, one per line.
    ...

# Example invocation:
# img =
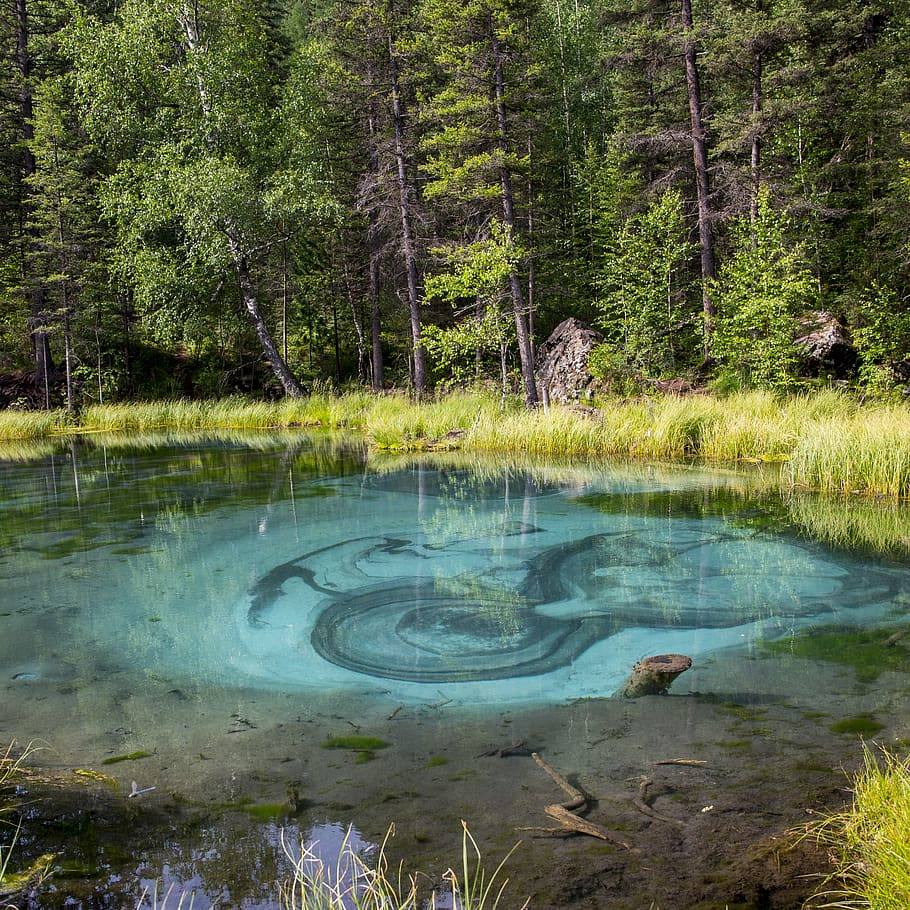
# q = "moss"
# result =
<box><xmin>72</xmin><ymin>769</ymin><xmax>119</xmax><ymax>790</ymax></box>
<box><xmin>322</xmin><ymin>735</ymin><xmax>389</xmax><ymax>752</ymax></box>
<box><xmin>762</xmin><ymin>626</ymin><xmax>910</xmax><ymax>682</ymax></box>
<box><xmin>717</xmin><ymin>739</ymin><xmax>753</xmax><ymax>751</ymax></box>
<box><xmin>718</xmin><ymin>702</ymin><xmax>768</xmax><ymax>721</ymax></box>
<box><xmin>354</xmin><ymin>750</ymin><xmax>376</xmax><ymax>764</ymax></box>
<box><xmin>801</xmin><ymin>710</ymin><xmax>830</xmax><ymax>721</ymax></box>
<box><xmin>829</xmin><ymin>714</ymin><xmax>886</xmax><ymax>736</ymax></box>
<box><xmin>100</xmin><ymin>750</ymin><xmax>153</xmax><ymax>765</ymax></box>
<box><xmin>241</xmin><ymin>802</ymin><xmax>289</xmax><ymax>821</ymax></box>
<box><xmin>447</xmin><ymin>769</ymin><xmax>476</xmax><ymax>781</ymax></box>
<box><xmin>426</xmin><ymin>755</ymin><xmax>449</xmax><ymax>768</ymax></box>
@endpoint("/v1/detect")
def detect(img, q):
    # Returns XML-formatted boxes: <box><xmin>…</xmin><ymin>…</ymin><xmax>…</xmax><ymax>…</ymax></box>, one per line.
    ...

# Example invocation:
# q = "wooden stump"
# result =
<box><xmin>618</xmin><ymin>653</ymin><xmax>692</xmax><ymax>698</ymax></box>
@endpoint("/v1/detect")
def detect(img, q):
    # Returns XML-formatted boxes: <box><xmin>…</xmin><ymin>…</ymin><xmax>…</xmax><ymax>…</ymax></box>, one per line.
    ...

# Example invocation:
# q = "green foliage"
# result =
<box><xmin>712</xmin><ymin>191</ymin><xmax>815</xmax><ymax>388</ymax></box>
<box><xmin>423</xmin><ymin>221</ymin><xmax>521</xmax><ymax>383</ymax></box>
<box><xmin>852</xmin><ymin>283</ymin><xmax>910</xmax><ymax>395</ymax></box>
<box><xmin>596</xmin><ymin>189</ymin><xmax>695</xmax><ymax>378</ymax></box>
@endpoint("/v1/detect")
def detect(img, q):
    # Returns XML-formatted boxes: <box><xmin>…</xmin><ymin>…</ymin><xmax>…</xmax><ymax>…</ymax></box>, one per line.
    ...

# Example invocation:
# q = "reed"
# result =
<box><xmin>807</xmin><ymin>746</ymin><xmax>910</xmax><ymax>910</ymax></box>
<box><xmin>280</xmin><ymin>822</ymin><xmax>526</xmax><ymax>910</ymax></box>
<box><xmin>0</xmin><ymin>408</ymin><xmax>66</xmax><ymax>439</ymax></box>
<box><xmin>6</xmin><ymin>388</ymin><xmax>910</xmax><ymax>497</ymax></box>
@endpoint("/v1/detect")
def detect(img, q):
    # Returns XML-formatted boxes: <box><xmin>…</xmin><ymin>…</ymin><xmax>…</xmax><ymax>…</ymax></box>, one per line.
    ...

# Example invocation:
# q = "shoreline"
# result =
<box><xmin>2</xmin><ymin>388</ymin><xmax>910</xmax><ymax>498</ymax></box>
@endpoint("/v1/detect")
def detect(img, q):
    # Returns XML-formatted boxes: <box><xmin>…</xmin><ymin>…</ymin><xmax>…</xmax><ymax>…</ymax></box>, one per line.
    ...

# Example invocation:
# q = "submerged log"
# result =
<box><xmin>619</xmin><ymin>654</ymin><xmax>692</xmax><ymax>698</ymax></box>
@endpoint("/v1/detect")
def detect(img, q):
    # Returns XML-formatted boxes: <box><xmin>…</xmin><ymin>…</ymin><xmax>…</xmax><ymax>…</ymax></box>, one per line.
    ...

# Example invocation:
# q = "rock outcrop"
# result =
<box><xmin>536</xmin><ymin>318</ymin><xmax>603</xmax><ymax>404</ymax></box>
<box><xmin>795</xmin><ymin>311</ymin><xmax>857</xmax><ymax>378</ymax></box>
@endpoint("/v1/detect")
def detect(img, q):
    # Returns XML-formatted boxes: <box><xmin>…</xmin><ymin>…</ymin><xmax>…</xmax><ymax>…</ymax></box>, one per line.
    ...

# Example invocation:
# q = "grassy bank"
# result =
<box><xmin>3</xmin><ymin>389</ymin><xmax>910</xmax><ymax>497</ymax></box>
<box><xmin>811</xmin><ymin>748</ymin><xmax>910</xmax><ymax>909</ymax></box>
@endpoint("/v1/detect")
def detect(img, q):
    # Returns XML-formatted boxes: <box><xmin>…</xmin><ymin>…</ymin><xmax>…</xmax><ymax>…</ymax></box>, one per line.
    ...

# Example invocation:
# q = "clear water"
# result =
<box><xmin>2</xmin><ymin>434</ymin><xmax>906</xmax><ymax>706</ymax></box>
<box><xmin>3</xmin><ymin>433</ymin><xmax>910</xmax><ymax>908</ymax></box>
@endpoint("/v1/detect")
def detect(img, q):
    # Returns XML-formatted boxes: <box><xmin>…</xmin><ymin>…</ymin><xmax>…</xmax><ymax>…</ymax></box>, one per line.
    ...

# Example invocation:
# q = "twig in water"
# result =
<box><xmin>631</xmin><ymin>776</ymin><xmax>685</xmax><ymax>828</ymax></box>
<box><xmin>128</xmin><ymin>780</ymin><xmax>156</xmax><ymax>799</ymax></box>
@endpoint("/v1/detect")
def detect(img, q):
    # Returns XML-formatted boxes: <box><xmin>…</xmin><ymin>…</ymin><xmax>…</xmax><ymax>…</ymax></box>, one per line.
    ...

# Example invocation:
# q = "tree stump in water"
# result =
<box><xmin>619</xmin><ymin>654</ymin><xmax>692</xmax><ymax>698</ymax></box>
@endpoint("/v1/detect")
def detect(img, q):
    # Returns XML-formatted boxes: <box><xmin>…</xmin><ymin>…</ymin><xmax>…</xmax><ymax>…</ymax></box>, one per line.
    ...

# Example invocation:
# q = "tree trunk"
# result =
<box><xmin>341</xmin><ymin>251</ymin><xmax>367</xmax><ymax>383</ymax></box>
<box><xmin>750</xmin><ymin>48</ymin><xmax>762</xmax><ymax>223</ymax></box>
<box><xmin>366</xmin><ymin>88</ymin><xmax>384</xmax><ymax>391</ymax></box>
<box><xmin>369</xmin><ymin>245</ymin><xmax>383</xmax><ymax>390</ymax></box>
<box><xmin>492</xmin><ymin>32</ymin><xmax>539</xmax><ymax>407</ymax></box>
<box><xmin>387</xmin><ymin>35</ymin><xmax>426</xmax><ymax>395</ymax></box>
<box><xmin>680</xmin><ymin>0</ymin><xmax>716</xmax><ymax>340</ymax></box>
<box><xmin>228</xmin><ymin>235</ymin><xmax>304</xmax><ymax>397</ymax></box>
<box><xmin>15</xmin><ymin>0</ymin><xmax>53</xmax><ymax>402</ymax></box>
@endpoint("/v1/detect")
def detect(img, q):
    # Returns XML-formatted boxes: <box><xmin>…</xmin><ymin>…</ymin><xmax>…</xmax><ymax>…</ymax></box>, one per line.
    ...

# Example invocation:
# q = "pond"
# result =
<box><xmin>2</xmin><ymin>433</ymin><xmax>910</xmax><ymax>908</ymax></box>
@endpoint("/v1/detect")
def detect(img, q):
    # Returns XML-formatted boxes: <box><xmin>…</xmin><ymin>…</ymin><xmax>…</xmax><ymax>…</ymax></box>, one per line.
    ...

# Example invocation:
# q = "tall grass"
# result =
<box><xmin>280</xmin><ymin>822</ymin><xmax>526</xmax><ymax>910</ymax></box>
<box><xmin>808</xmin><ymin>747</ymin><xmax>910</xmax><ymax>909</ymax></box>
<box><xmin>6</xmin><ymin>388</ymin><xmax>910</xmax><ymax>497</ymax></box>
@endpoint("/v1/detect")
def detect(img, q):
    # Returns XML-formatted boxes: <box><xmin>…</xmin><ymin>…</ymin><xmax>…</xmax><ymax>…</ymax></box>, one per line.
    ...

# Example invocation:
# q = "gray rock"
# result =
<box><xmin>536</xmin><ymin>318</ymin><xmax>603</xmax><ymax>404</ymax></box>
<box><xmin>795</xmin><ymin>311</ymin><xmax>857</xmax><ymax>377</ymax></box>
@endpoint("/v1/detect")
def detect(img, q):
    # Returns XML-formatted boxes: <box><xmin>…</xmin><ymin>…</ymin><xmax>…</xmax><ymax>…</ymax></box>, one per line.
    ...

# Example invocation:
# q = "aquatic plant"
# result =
<box><xmin>762</xmin><ymin>627</ymin><xmax>910</xmax><ymax>683</ymax></box>
<box><xmin>808</xmin><ymin>746</ymin><xmax>910</xmax><ymax>909</ymax></box>
<box><xmin>280</xmin><ymin>822</ymin><xmax>527</xmax><ymax>910</ymax></box>
<box><xmin>1</xmin><ymin>741</ymin><xmax>54</xmax><ymax>902</ymax></box>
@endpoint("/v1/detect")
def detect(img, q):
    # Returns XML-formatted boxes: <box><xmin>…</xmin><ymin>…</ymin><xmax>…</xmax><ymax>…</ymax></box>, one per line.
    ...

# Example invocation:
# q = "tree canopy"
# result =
<box><xmin>1</xmin><ymin>0</ymin><xmax>909</xmax><ymax>406</ymax></box>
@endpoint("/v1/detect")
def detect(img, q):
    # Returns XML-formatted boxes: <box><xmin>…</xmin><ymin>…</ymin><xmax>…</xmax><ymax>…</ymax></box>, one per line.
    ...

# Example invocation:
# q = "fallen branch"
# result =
<box><xmin>477</xmin><ymin>740</ymin><xmax>531</xmax><ymax>759</ymax></box>
<box><xmin>524</xmin><ymin>752</ymin><xmax>637</xmax><ymax>852</ymax></box>
<box><xmin>654</xmin><ymin>759</ymin><xmax>707</xmax><ymax>767</ymax></box>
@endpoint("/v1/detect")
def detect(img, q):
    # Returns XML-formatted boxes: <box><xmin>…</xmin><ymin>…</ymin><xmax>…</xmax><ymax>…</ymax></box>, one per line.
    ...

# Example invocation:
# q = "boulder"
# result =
<box><xmin>795</xmin><ymin>311</ymin><xmax>857</xmax><ymax>378</ymax></box>
<box><xmin>536</xmin><ymin>318</ymin><xmax>603</xmax><ymax>404</ymax></box>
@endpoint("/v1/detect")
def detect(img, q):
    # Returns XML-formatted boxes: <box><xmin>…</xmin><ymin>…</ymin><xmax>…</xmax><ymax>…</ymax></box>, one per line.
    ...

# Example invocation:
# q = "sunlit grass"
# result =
<box><xmin>280</xmin><ymin>822</ymin><xmax>526</xmax><ymax>910</ymax></box>
<box><xmin>0</xmin><ymin>408</ymin><xmax>66</xmax><ymax>439</ymax></box>
<box><xmin>6</xmin><ymin>388</ymin><xmax>910</xmax><ymax>497</ymax></box>
<box><xmin>807</xmin><ymin>746</ymin><xmax>910</xmax><ymax>909</ymax></box>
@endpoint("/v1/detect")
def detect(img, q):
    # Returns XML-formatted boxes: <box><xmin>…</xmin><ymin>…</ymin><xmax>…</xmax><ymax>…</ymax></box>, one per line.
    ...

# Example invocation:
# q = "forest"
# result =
<box><xmin>1</xmin><ymin>0</ymin><xmax>909</xmax><ymax>409</ymax></box>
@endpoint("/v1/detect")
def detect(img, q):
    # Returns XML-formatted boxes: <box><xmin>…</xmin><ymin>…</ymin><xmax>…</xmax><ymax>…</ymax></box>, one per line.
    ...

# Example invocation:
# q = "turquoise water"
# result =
<box><xmin>2</xmin><ymin>435</ymin><xmax>908</xmax><ymax>707</ymax></box>
<box><xmin>3</xmin><ymin>434</ymin><xmax>910</xmax><ymax>908</ymax></box>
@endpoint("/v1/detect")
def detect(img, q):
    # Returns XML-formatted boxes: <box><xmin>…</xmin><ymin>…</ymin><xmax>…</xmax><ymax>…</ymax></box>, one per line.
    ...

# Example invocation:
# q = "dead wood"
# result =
<box><xmin>619</xmin><ymin>654</ymin><xmax>693</xmax><ymax>697</ymax></box>
<box><xmin>523</xmin><ymin>752</ymin><xmax>637</xmax><ymax>852</ymax></box>
<box><xmin>477</xmin><ymin>740</ymin><xmax>531</xmax><ymax>758</ymax></box>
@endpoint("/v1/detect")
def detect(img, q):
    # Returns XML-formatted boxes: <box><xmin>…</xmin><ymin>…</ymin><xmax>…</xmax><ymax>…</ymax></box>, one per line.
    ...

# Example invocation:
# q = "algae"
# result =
<box><xmin>101</xmin><ymin>751</ymin><xmax>153</xmax><ymax>765</ymax></box>
<box><xmin>322</xmin><ymin>735</ymin><xmax>389</xmax><ymax>751</ymax></box>
<box><xmin>829</xmin><ymin>714</ymin><xmax>885</xmax><ymax>736</ymax></box>
<box><xmin>762</xmin><ymin>626</ymin><xmax>910</xmax><ymax>682</ymax></box>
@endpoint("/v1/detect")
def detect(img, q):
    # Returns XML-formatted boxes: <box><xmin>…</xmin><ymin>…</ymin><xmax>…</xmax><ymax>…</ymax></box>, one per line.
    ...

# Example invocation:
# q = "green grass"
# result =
<box><xmin>7</xmin><ymin>387</ymin><xmax>910</xmax><ymax>497</ymax></box>
<box><xmin>809</xmin><ymin>747</ymin><xmax>910</xmax><ymax>909</ymax></box>
<box><xmin>280</xmin><ymin>821</ymin><xmax>527</xmax><ymax>910</ymax></box>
